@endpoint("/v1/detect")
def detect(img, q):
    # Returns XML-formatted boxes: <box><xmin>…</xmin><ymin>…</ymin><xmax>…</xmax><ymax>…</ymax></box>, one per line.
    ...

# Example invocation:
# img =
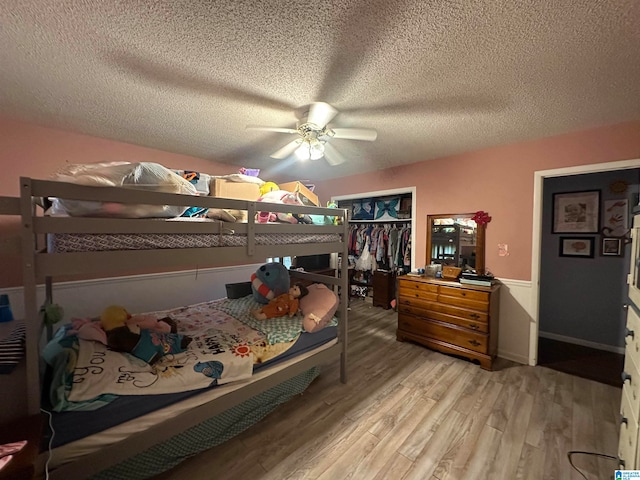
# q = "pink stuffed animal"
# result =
<box><xmin>256</xmin><ymin>190</ymin><xmax>304</xmax><ymax>224</ymax></box>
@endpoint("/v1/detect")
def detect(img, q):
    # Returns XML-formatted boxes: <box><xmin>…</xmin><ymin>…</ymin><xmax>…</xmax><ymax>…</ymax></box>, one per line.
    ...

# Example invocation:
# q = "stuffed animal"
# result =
<box><xmin>251</xmin><ymin>262</ymin><xmax>291</xmax><ymax>304</ymax></box>
<box><xmin>100</xmin><ymin>305</ymin><xmax>191</xmax><ymax>364</ymax></box>
<box><xmin>100</xmin><ymin>305</ymin><xmax>175</xmax><ymax>334</ymax></box>
<box><xmin>106</xmin><ymin>326</ymin><xmax>192</xmax><ymax>365</ymax></box>
<box><xmin>252</xmin><ymin>283</ymin><xmax>309</xmax><ymax>320</ymax></box>
<box><xmin>326</xmin><ymin>200</ymin><xmax>340</xmax><ymax>226</ymax></box>
<box><xmin>259</xmin><ymin>181</ymin><xmax>279</xmax><ymax>196</ymax></box>
<box><xmin>299</xmin><ymin>283</ymin><xmax>340</xmax><ymax>333</ymax></box>
<box><xmin>256</xmin><ymin>190</ymin><xmax>310</xmax><ymax>224</ymax></box>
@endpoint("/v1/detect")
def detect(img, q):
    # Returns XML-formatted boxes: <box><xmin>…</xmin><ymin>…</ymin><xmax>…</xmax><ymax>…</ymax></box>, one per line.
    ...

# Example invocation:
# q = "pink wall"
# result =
<box><xmin>314</xmin><ymin>121</ymin><xmax>640</xmax><ymax>280</ymax></box>
<box><xmin>0</xmin><ymin>117</ymin><xmax>242</xmax><ymax>287</ymax></box>
<box><xmin>2</xmin><ymin>117</ymin><xmax>639</xmax><ymax>287</ymax></box>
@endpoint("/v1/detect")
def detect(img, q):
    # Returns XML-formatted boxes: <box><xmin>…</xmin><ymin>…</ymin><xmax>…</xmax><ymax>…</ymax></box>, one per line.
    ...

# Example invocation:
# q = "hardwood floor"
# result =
<box><xmin>154</xmin><ymin>299</ymin><xmax>622</xmax><ymax>480</ymax></box>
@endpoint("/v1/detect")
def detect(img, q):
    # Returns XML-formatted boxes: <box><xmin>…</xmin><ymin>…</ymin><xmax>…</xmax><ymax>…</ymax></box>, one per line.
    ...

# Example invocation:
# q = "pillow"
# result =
<box><xmin>206</xmin><ymin>208</ymin><xmax>241</xmax><ymax>222</ymax></box>
<box><xmin>300</xmin><ymin>283</ymin><xmax>339</xmax><ymax>333</ymax></box>
<box><xmin>374</xmin><ymin>197</ymin><xmax>400</xmax><ymax>221</ymax></box>
<box><xmin>352</xmin><ymin>198</ymin><xmax>374</xmax><ymax>221</ymax></box>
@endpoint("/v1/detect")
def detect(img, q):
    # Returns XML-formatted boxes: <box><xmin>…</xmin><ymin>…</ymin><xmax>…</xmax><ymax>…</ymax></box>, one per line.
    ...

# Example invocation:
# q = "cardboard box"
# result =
<box><xmin>279</xmin><ymin>181</ymin><xmax>319</xmax><ymax>206</ymax></box>
<box><xmin>209</xmin><ymin>179</ymin><xmax>260</xmax><ymax>201</ymax></box>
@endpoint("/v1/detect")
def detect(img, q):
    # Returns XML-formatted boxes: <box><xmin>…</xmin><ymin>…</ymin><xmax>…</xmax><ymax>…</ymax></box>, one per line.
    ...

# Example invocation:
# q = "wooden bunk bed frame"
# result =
<box><xmin>5</xmin><ymin>177</ymin><xmax>349</xmax><ymax>479</ymax></box>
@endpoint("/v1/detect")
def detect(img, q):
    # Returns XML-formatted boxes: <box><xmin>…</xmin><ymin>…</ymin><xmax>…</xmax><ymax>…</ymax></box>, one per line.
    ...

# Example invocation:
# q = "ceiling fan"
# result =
<box><xmin>246</xmin><ymin>102</ymin><xmax>377</xmax><ymax>165</ymax></box>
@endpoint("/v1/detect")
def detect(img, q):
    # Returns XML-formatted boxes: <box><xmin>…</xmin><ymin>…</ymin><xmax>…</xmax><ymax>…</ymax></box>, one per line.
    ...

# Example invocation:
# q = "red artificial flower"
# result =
<box><xmin>472</xmin><ymin>210</ymin><xmax>492</xmax><ymax>226</ymax></box>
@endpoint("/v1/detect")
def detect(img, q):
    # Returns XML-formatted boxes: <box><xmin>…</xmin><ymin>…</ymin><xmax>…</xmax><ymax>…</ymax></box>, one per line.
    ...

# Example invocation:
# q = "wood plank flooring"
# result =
<box><xmin>154</xmin><ymin>300</ymin><xmax>622</xmax><ymax>480</ymax></box>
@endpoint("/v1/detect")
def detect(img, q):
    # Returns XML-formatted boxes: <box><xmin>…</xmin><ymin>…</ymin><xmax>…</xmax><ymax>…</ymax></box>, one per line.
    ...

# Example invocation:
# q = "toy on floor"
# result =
<box><xmin>252</xmin><ymin>283</ymin><xmax>309</xmax><ymax>320</ymax></box>
<box><xmin>251</xmin><ymin>262</ymin><xmax>291</xmax><ymax>304</ymax></box>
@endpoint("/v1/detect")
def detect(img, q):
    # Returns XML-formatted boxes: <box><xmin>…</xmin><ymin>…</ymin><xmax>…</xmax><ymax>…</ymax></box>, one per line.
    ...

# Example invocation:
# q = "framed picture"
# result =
<box><xmin>552</xmin><ymin>190</ymin><xmax>600</xmax><ymax>233</ymax></box>
<box><xmin>559</xmin><ymin>237</ymin><xmax>594</xmax><ymax>258</ymax></box>
<box><xmin>601</xmin><ymin>237</ymin><xmax>623</xmax><ymax>257</ymax></box>
<box><xmin>602</xmin><ymin>199</ymin><xmax>628</xmax><ymax>236</ymax></box>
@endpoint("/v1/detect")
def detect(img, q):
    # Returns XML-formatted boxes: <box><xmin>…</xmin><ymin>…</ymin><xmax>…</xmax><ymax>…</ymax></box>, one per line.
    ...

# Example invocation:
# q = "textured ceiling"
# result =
<box><xmin>1</xmin><ymin>1</ymin><xmax>639</xmax><ymax>181</ymax></box>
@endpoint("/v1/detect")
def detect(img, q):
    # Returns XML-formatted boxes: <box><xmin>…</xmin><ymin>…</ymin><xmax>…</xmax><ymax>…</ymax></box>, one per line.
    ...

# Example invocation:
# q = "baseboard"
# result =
<box><xmin>539</xmin><ymin>330</ymin><xmax>625</xmax><ymax>355</ymax></box>
<box><xmin>498</xmin><ymin>350</ymin><xmax>530</xmax><ymax>365</ymax></box>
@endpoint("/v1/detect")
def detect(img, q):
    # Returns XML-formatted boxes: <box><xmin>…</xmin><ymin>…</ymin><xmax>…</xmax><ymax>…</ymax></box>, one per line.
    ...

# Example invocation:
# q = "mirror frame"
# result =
<box><xmin>426</xmin><ymin>213</ymin><xmax>482</xmax><ymax>269</ymax></box>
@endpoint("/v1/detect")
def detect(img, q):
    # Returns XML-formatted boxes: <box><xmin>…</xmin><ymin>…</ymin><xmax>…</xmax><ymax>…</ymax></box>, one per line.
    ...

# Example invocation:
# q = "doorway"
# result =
<box><xmin>529</xmin><ymin>159</ymin><xmax>640</xmax><ymax>377</ymax></box>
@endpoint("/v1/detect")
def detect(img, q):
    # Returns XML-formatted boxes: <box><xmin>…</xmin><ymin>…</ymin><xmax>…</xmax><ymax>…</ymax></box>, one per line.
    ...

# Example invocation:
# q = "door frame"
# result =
<box><xmin>529</xmin><ymin>157</ymin><xmax>640</xmax><ymax>365</ymax></box>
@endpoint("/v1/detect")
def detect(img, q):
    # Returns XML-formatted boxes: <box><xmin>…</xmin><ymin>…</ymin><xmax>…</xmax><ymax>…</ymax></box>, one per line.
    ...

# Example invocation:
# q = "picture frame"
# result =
<box><xmin>602</xmin><ymin>198</ymin><xmax>628</xmax><ymax>237</ymax></box>
<box><xmin>552</xmin><ymin>190</ymin><xmax>600</xmax><ymax>233</ymax></box>
<box><xmin>559</xmin><ymin>237</ymin><xmax>594</xmax><ymax>258</ymax></box>
<box><xmin>601</xmin><ymin>237</ymin><xmax>623</xmax><ymax>257</ymax></box>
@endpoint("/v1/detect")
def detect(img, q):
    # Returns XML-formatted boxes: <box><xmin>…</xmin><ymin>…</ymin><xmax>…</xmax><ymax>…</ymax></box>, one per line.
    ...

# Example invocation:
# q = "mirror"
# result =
<box><xmin>426</xmin><ymin>213</ymin><xmax>480</xmax><ymax>270</ymax></box>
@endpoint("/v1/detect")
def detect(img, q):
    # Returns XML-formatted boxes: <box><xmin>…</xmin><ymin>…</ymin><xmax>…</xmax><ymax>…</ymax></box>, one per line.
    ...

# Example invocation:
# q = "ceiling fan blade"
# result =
<box><xmin>330</xmin><ymin>128</ymin><xmax>378</xmax><ymax>141</ymax></box>
<box><xmin>323</xmin><ymin>143</ymin><xmax>347</xmax><ymax>166</ymax></box>
<box><xmin>270</xmin><ymin>139</ymin><xmax>302</xmax><ymax>159</ymax></box>
<box><xmin>307</xmin><ymin>102</ymin><xmax>338</xmax><ymax>128</ymax></box>
<box><xmin>246</xmin><ymin>126</ymin><xmax>298</xmax><ymax>134</ymax></box>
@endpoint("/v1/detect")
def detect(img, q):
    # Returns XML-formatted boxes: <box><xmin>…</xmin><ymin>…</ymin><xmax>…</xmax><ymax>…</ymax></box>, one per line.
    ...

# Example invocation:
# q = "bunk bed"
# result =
<box><xmin>4</xmin><ymin>176</ymin><xmax>349</xmax><ymax>479</ymax></box>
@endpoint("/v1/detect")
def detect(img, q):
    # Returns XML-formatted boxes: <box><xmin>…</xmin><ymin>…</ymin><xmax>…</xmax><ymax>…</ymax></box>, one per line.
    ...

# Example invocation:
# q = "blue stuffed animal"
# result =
<box><xmin>251</xmin><ymin>262</ymin><xmax>291</xmax><ymax>304</ymax></box>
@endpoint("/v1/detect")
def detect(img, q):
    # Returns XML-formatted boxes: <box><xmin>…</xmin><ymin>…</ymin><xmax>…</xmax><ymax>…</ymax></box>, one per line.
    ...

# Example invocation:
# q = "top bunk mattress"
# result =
<box><xmin>47</xmin><ymin>232</ymin><xmax>340</xmax><ymax>253</ymax></box>
<box><xmin>46</xmin><ymin>218</ymin><xmax>340</xmax><ymax>253</ymax></box>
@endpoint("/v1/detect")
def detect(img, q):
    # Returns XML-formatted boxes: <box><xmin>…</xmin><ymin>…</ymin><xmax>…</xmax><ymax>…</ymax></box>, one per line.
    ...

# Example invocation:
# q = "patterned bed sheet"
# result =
<box><xmin>42</xmin><ymin>296</ymin><xmax>335</xmax><ymax>412</ymax></box>
<box><xmin>47</xmin><ymin>231</ymin><xmax>340</xmax><ymax>253</ymax></box>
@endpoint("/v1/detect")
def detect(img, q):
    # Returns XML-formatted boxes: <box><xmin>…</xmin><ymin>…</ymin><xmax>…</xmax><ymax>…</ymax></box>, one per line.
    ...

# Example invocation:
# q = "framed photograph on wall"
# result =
<box><xmin>601</xmin><ymin>237</ymin><xmax>623</xmax><ymax>257</ymax></box>
<box><xmin>602</xmin><ymin>199</ymin><xmax>628</xmax><ymax>237</ymax></box>
<box><xmin>552</xmin><ymin>190</ymin><xmax>600</xmax><ymax>233</ymax></box>
<box><xmin>559</xmin><ymin>237</ymin><xmax>595</xmax><ymax>258</ymax></box>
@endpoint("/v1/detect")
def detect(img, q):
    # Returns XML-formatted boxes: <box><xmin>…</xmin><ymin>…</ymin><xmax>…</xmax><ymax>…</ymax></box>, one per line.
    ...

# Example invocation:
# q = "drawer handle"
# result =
<box><xmin>461</xmin><ymin>292</ymin><xmax>466</xmax><ymax>296</ymax></box>
<box><xmin>622</xmin><ymin>371</ymin><xmax>632</xmax><ymax>384</ymax></box>
<box><xmin>626</xmin><ymin>327</ymin><xmax>635</xmax><ymax>339</ymax></box>
<box><xmin>621</xmin><ymin>416</ymin><xmax>629</xmax><ymax>426</ymax></box>
<box><xmin>469</xmin><ymin>313</ymin><xmax>480</xmax><ymax>320</ymax></box>
<box><xmin>469</xmin><ymin>324</ymin><xmax>480</xmax><ymax>330</ymax></box>
<box><xmin>468</xmin><ymin>340</ymin><xmax>481</xmax><ymax>347</ymax></box>
<box><xmin>620</xmin><ymin>459</ymin><xmax>626</xmax><ymax>469</ymax></box>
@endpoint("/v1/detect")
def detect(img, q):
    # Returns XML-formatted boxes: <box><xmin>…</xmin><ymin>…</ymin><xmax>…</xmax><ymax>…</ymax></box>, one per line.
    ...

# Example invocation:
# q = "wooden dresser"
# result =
<box><xmin>396</xmin><ymin>275</ymin><xmax>500</xmax><ymax>370</ymax></box>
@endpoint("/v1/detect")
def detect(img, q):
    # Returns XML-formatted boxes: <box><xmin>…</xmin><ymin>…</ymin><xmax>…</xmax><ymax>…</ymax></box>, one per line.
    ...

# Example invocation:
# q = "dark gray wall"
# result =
<box><xmin>540</xmin><ymin>169</ymin><xmax>640</xmax><ymax>348</ymax></box>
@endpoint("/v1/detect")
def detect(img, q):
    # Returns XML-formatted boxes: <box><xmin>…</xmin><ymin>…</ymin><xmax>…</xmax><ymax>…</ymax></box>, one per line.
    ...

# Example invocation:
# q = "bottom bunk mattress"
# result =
<box><xmin>42</xmin><ymin>362</ymin><xmax>327</xmax><ymax>479</ymax></box>
<box><xmin>41</xmin><ymin>295</ymin><xmax>338</xmax><ymax>450</ymax></box>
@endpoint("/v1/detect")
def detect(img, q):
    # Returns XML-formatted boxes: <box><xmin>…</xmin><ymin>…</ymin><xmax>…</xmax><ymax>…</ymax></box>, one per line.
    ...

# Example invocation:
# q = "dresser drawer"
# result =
<box><xmin>398</xmin><ymin>296</ymin><xmax>488</xmax><ymax>323</ymax></box>
<box><xmin>397</xmin><ymin>303</ymin><xmax>488</xmax><ymax>333</ymax></box>
<box><xmin>437</xmin><ymin>293</ymin><xmax>489</xmax><ymax>312</ymax></box>
<box><xmin>428</xmin><ymin>300</ymin><xmax>488</xmax><ymax>323</ymax></box>
<box><xmin>622</xmin><ymin>351</ymin><xmax>640</xmax><ymax>420</ymax></box>
<box><xmin>439</xmin><ymin>285</ymin><xmax>489</xmax><ymax>302</ymax></box>
<box><xmin>398</xmin><ymin>279</ymin><xmax>438</xmax><ymax>294</ymax></box>
<box><xmin>398</xmin><ymin>286</ymin><xmax>438</xmax><ymax>302</ymax></box>
<box><xmin>626</xmin><ymin>305</ymin><xmax>640</xmax><ymax>367</ymax></box>
<box><xmin>619</xmin><ymin>388</ymin><xmax>639</xmax><ymax>470</ymax></box>
<box><xmin>397</xmin><ymin>314</ymin><xmax>488</xmax><ymax>354</ymax></box>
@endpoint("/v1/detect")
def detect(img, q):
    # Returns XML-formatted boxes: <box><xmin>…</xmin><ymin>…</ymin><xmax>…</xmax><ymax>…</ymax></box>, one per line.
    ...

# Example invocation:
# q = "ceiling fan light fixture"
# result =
<box><xmin>295</xmin><ymin>138</ymin><xmax>325</xmax><ymax>161</ymax></box>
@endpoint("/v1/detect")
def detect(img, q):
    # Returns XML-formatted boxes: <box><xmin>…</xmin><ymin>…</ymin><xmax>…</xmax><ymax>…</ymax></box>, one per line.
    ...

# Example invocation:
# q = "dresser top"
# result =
<box><xmin>398</xmin><ymin>274</ymin><xmax>501</xmax><ymax>292</ymax></box>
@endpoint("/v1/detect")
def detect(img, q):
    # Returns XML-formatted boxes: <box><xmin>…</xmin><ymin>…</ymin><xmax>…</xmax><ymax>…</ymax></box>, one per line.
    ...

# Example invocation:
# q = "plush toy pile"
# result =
<box><xmin>99</xmin><ymin>305</ymin><xmax>192</xmax><ymax>365</ymax></box>
<box><xmin>249</xmin><ymin>262</ymin><xmax>339</xmax><ymax>333</ymax></box>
